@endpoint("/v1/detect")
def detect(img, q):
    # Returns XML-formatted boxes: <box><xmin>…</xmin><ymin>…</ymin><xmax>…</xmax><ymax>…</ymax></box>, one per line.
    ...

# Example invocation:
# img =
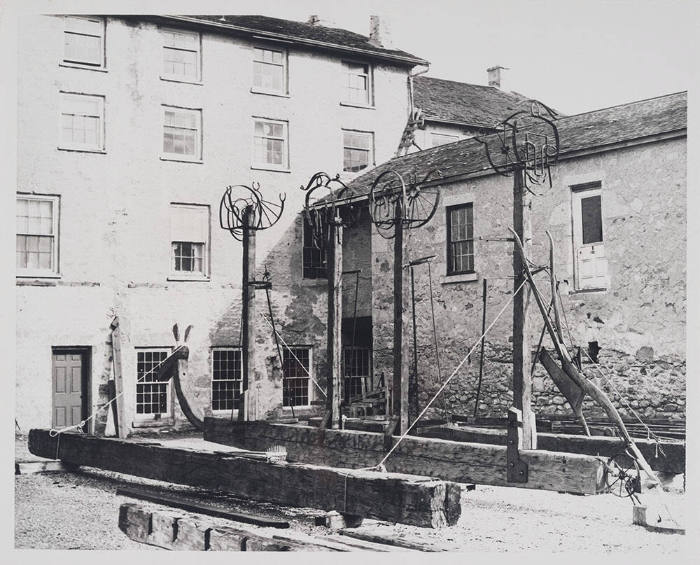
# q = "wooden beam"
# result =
<box><xmin>241</xmin><ymin>206</ymin><xmax>256</xmax><ymax>421</ymax></box>
<box><xmin>326</xmin><ymin>220</ymin><xmax>342</xmax><ymax>429</ymax></box>
<box><xmin>109</xmin><ymin>317</ymin><xmax>128</xmax><ymax>438</ymax></box>
<box><xmin>30</xmin><ymin>429</ymin><xmax>462</xmax><ymax>528</ymax></box>
<box><xmin>204</xmin><ymin>419</ymin><xmax>606</xmax><ymax>495</ymax></box>
<box><xmin>393</xmin><ymin>202</ymin><xmax>409</xmax><ymax>433</ymax></box>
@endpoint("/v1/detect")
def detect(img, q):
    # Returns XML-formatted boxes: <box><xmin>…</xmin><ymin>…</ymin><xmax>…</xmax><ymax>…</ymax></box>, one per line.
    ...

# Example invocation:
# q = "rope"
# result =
<box><xmin>49</xmin><ymin>345</ymin><xmax>186</xmax><ymax>438</ymax></box>
<box><xmin>374</xmin><ymin>279</ymin><xmax>527</xmax><ymax>469</ymax></box>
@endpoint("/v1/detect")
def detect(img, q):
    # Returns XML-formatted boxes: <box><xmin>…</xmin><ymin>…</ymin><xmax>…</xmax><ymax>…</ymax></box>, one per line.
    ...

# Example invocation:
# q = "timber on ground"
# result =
<box><xmin>29</xmin><ymin>429</ymin><xmax>462</xmax><ymax>528</ymax></box>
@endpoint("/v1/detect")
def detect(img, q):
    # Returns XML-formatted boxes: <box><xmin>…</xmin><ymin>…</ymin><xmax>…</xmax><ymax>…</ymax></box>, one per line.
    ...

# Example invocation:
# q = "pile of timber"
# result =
<box><xmin>417</xmin><ymin>424</ymin><xmax>685</xmax><ymax>475</ymax></box>
<box><xmin>203</xmin><ymin>418</ymin><xmax>607</xmax><ymax>495</ymax></box>
<box><xmin>29</xmin><ymin>429</ymin><xmax>462</xmax><ymax>528</ymax></box>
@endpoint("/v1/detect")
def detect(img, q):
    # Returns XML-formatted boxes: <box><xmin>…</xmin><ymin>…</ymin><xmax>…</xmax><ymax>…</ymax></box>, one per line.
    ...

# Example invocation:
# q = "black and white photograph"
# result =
<box><xmin>3</xmin><ymin>0</ymin><xmax>698</xmax><ymax>556</ymax></box>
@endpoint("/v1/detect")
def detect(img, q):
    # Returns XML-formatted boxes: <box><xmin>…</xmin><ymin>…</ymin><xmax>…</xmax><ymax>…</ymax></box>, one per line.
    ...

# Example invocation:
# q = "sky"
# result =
<box><xmin>8</xmin><ymin>0</ymin><xmax>694</xmax><ymax>115</ymax></box>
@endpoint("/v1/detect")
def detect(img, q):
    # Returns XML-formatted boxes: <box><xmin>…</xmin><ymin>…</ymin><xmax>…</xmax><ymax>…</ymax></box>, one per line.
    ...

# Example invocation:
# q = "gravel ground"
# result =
<box><xmin>14</xmin><ymin>433</ymin><xmax>690</xmax><ymax>553</ymax></box>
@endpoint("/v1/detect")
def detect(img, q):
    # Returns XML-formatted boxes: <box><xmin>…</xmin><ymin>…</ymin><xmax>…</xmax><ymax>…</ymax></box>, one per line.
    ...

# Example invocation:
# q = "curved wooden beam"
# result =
<box><xmin>155</xmin><ymin>346</ymin><xmax>205</xmax><ymax>431</ymax></box>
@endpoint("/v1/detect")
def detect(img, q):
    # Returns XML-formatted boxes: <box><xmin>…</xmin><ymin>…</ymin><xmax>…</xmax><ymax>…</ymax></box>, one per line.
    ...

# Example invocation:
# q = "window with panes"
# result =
<box><xmin>342</xmin><ymin>62</ymin><xmax>371</xmax><ymax>105</ymax></box>
<box><xmin>170</xmin><ymin>204</ymin><xmax>209</xmax><ymax>277</ymax></box>
<box><xmin>302</xmin><ymin>219</ymin><xmax>327</xmax><ymax>279</ymax></box>
<box><xmin>16</xmin><ymin>195</ymin><xmax>59</xmax><ymax>275</ymax></box>
<box><xmin>211</xmin><ymin>348</ymin><xmax>242</xmax><ymax>411</ymax></box>
<box><xmin>63</xmin><ymin>16</ymin><xmax>105</xmax><ymax>68</ymax></box>
<box><xmin>161</xmin><ymin>28</ymin><xmax>200</xmax><ymax>81</ymax></box>
<box><xmin>253</xmin><ymin>119</ymin><xmax>288</xmax><ymax>168</ymax></box>
<box><xmin>60</xmin><ymin>93</ymin><xmax>104</xmax><ymax>151</ymax></box>
<box><xmin>163</xmin><ymin>106</ymin><xmax>201</xmax><ymax>160</ymax></box>
<box><xmin>136</xmin><ymin>349</ymin><xmax>170</xmax><ymax>417</ymax></box>
<box><xmin>343</xmin><ymin>347</ymin><xmax>372</xmax><ymax>402</ymax></box>
<box><xmin>253</xmin><ymin>47</ymin><xmax>287</xmax><ymax>93</ymax></box>
<box><xmin>446</xmin><ymin>203</ymin><xmax>474</xmax><ymax>275</ymax></box>
<box><xmin>282</xmin><ymin>347</ymin><xmax>311</xmax><ymax>407</ymax></box>
<box><xmin>342</xmin><ymin>130</ymin><xmax>373</xmax><ymax>172</ymax></box>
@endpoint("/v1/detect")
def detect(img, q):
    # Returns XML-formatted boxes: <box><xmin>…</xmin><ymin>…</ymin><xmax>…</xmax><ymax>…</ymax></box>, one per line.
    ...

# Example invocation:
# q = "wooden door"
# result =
<box><xmin>572</xmin><ymin>186</ymin><xmax>608</xmax><ymax>290</ymax></box>
<box><xmin>52</xmin><ymin>351</ymin><xmax>86</xmax><ymax>429</ymax></box>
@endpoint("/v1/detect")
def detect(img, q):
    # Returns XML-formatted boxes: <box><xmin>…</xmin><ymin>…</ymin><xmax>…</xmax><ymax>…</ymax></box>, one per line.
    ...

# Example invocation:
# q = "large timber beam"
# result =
<box><xmin>28</xmin><ymin>429</ymin><xmax>461</xmax><ymax>528</ymax></box>
<box><xmin>203</xmin><ymin>419</ymin><xmax>607</xmax><ymax>495</ymax></box>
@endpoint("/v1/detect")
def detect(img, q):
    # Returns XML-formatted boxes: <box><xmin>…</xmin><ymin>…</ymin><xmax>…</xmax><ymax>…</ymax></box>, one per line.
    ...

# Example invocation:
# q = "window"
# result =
<box><xmin>302</xmin><ymin>218</ymin><xmax>327</xmax><ymax>279</ymax></box>
<box><xmin>170</xmin><ymin>204</ymin><xmax>209</xmax><ymax>278</ymax></box>
<box><xmin>63</xmin><ymin>16</ymin><xmax>104</xmax><ymax>68</ymax></box>
<box><xmin>431</xmin><ymin>132</ymin><xmax>459</xmax><ymax>147</ymax></box>
<box><xmin>136</xmin><ymin>349</ymin><xmax>171</xmax><ymax>418</ymax></box>
<box><xmin>342</xmin><ymin>62</ymin><xmax>372</xmax><ymax>106</ymax></box>
<box><xmin>572</xmin><ymin>183</ymin><xmax>607</xmax><ymax>290</ymax></box>
<box><xmin>343</xmin><ymin>130</ymin><xmax>374</xmax><ymax>173</ymax></box>
<box><xmin>253</xmin><ymin>47</ymin><xmax>287</xmax><ymax>94</ymax></box>
<box><xmin>161</xmin><ymin>28</ymin><xmax>200</xmax><ymax>81</ymax></box>
<box><xmin>343</xmin><ymin>347</ymin><xmax>371</xmax><ymax>402</ymax></box>
<box><xmin>211</xmin><ymin>348</ymin><xmax>242</xmax><ymax>411</ymax></box>
<box><xmin>447</xmin><ymin>204</ymin><xmax>474</xmax><ymax>275</ymax></box>
<box><xmin>162</xmin><ymin>106</ymin><xmax>201</xmax><ymax>160</ymax></box>
<box><xmin>252</xmin><ymin>118</ymin><xmax>288</xmax><ymax>169</ymax></box>
<box><xmin>282</xmin><ymin>347</ymin><xmax>312</xmax><ymax>407</ymax></box>
<box><xmin>16</xmin><ymin>194</ymin><xmax>60</xmax><ymax>276</ymax></box>
<box><xmin>60</xmin><ymin>93</ymin><xmax>104</xmax><ymax>151</ymax></box>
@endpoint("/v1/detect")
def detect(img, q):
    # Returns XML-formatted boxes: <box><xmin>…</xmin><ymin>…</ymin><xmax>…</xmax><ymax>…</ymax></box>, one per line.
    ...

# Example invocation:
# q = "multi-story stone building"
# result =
<box><xmin>15</xmin><ymin>13</ymin><xmax>429</xmax><ymax>432</ymax></box>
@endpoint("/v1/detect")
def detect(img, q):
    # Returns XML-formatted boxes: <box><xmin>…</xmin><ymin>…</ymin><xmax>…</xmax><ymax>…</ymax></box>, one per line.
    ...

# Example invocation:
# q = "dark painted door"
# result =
<box><xmin>52</xmin><ymin>352</ymin><xmax>85</xmax><ymax>429</ymax></box>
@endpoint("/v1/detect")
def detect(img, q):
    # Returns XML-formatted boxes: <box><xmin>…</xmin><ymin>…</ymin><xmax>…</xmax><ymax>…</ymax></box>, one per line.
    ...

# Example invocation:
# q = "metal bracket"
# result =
<box><xmin>506</xmin><ymin>407</ymin><xmax>529</xmax><ymax>483</ymax></box>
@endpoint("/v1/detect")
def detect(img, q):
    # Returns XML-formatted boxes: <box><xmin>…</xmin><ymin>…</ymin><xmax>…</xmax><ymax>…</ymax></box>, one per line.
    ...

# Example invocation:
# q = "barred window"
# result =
<box><xmin>211</xmin><ymin>348</ymin><xmax>242</xmax><ymax>411</ymax></box>
<box><xmin>302</xmin><ymin>219</ymin><xmax>327</xmax><ymax>279</ymax></box>
<box><xmin>447</xmin><ymin>203</ymin><xmax>474</xmax><ymax>275</ymax></box>
<box><xmin>343</xmin><ymin>347</ymin><xmax>371</xmax><ymax>402</ymax></box>
<box><xmin>136</xmin><ymin>349</ymin><xmax>170</xmax><ymax>417</ymax></box>
<box><xmin>282</xmin><ymin>347</ymin><xmax>311</xmax><ymax>407</ymax></box>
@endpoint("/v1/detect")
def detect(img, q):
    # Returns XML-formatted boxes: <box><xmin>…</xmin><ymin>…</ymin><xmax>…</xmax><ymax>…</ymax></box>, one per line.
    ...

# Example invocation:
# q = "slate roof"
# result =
<box><xmin>345</xmin><ymin>91</ymin><xmax>687</xmax><ymax>198</ymax></box>
<box><xmin>159</xmin><ymin>15</ymin><xmax>428</xmax><ymax>66</ymax></box>
<box><xmin>414</xmin><ymin>76</ymin><xmax>531</xmax><ymax>129</ymax></box>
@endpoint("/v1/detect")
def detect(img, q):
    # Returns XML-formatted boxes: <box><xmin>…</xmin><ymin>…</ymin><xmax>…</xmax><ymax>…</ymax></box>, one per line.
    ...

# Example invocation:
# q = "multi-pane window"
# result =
<box><xmin>343</xmin><ymin>347</ymin><xmax>371</xmax><ymax>402</ymax></box>
<box><xmin>253</xmin><ymin>119</ymin><xmax>288</xmax><ymax>169</ymax></box>
<box><xmin>342</xmin><ymin>130</ymin><xmax>374</xmax><ymax>173</ymax></box>
<box><xmin>163</xmin><ymin>106</ymin><xmax>201</xmax><ymax>160</ymax></box>
<box><xmin>170</xmin><ymin>204</ymin><xmax>209</xmax><ymax>277</ymax></box>
<box><xmin>342</xmin><ymin>62</ymin><xmax>371</xmax><ymax>105</ymax></box>
<box><xmin>60</xmin><ymin>93</ymin><xmax>104</xmax><ymax>151</ymax></box>
<box><xmin>16</xmin><ymin>195</ymin><xmax>59</xmax><ymax>275</ymax></box>
<box><xmin>211</xmin><ymin>348</ymin><xmax>242</xmax><ymax>411</ymax></box>
<box><xmin>432</xmin><ymin>132</ymin><xmax>459</xmax><ymax>147</ymax></box>
<box><xmin>63</xmin><ymin>16</ymin><xmax>104</xmax><ymax>68</ymax></box>
<box><xmin>253</xmin><ymin>47</ymin><xmax>287</xmax><ymax>93</ymax></box>
<box><xmin>161</xmin><ymin>28</ymin><xmax>200</xmax><ymax>81</ymax></box>
<box><xmin>302</xmin><ymin>219</ymin><xmax>327</xmax><ymax>279</ymax></box>
<box><xmin>447</xmin><ymin>203</ymin><xmax>474</xmax><ymax>275</ymax></box>
<box><xmin>136</xmin><ymin>349</ymin><xmax>170</xmax><ymax>417</ymax></box>
<box><xmin>282</xmin><ymin>347</ymin><xmax>311</xmax><ymax>407</ymax></box>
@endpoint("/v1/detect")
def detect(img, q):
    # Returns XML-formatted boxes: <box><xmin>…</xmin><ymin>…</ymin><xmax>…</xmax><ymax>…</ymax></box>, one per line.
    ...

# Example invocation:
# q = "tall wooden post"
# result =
<box><xmin>409</xmin><ymin>266</ymin><xmax>419</xmax><ymax>426</ymax></box>
<box><xmin>393</xmin><ymin>202</ymin><xmax>410</xmax><ymax>433</ymax></box>
<box><xmin>512</xmin><ymin>167</ymin><xmax>534</xmax><ymax>448</ymax></box>
<box><xmin>326</xmin><ymin>218</ymin><xmax>343</xmax><ymax>429</ymax></box>
<box><xmin>110</xmin><ymin>317</ymin><xmax>128</xmax><ymax>439</ymax></box>
<box><xmin>240</xmin><ymin>206</ymin><xmax>256</xmax><ymax>422</ymax></box>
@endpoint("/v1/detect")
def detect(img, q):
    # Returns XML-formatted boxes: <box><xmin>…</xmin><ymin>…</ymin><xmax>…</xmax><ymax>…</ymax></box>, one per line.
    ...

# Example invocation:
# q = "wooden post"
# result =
<box><xmin>512</xmin><ymin>167</ymin><xmax>534</xmax><ymax>449</ymax></box>
<box><xmin>110</xmin><ymin>317</ymin><xmax>128</xmax><ymax>439</ymax></box>
<box><xmin>392</xmin><ymin>202</ymin><xmax>409</xmax><ymax>433</ymax></box>
<box><xmin>326</xmin><ymin>219</ymin><xmax>343</xmax><ymax>429</ymax></box>
<box><xmin>409</xmin><ymin>266</ymin><xmax>419</xmax><ymax>426</ymax></box>
<box><xmin>240</xmin><ymin>206</ymin><xmax>256</xmax><ymax>422</ymax></box>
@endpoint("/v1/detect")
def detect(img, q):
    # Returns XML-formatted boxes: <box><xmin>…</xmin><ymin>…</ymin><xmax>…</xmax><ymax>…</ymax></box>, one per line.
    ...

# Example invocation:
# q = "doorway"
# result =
<box><xmin>51</xmin><ymin>348</ymin><xmax>91</xmax><ymax>431</ymax></box>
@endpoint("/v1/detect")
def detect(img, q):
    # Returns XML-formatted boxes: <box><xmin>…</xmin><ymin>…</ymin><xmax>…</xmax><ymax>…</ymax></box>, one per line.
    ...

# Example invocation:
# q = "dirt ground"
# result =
<box><xmin>14</xmin><ymin>432</ymin><xmax>690</xmax><ymax>553</ymax></box>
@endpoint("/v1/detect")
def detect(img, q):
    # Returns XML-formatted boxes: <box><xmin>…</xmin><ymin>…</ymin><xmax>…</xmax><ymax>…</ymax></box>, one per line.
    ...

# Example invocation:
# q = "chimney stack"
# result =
<box><xmin>487</xmin><ymin>65</ymin><xmax>508</xmax><ymax>89</ymax></box>
<box><xmin>368</xmin><ymin>15</ymin><xmax>393</xmax><ymax>49</ymax></box>
<box><xmin>307</xmin><ymin>15</ymin><xmax>320</xmax><ymax>26</ymax></box>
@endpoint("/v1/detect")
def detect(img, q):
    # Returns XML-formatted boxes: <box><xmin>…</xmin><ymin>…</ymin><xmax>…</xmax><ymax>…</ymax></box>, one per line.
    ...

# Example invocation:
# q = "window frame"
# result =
<box><xmin>16</xmin><ymin>193</ymin><xmax>61</xmax><ymax>278</ymax></box>
<box><xmin>160</xmin><ymin>27</ymin><xmax>202</xmax><ymax>83</ymax></box>
<box><xmin>62</xmin><ymin>16</ymin><xmax>106</xmax><ymax>70</ymax></box>
<box><xmin>251</xmin><ymin>46</ymin><xmax>288</xmax><ymax>96</ymax></box>
<box><xmin>161</xmin><ymin>105</ymin><xmax>203</xmax><ymax>163</ymax></box>
<box><xmin>58</xmin><ymin>91</ymin><xmax>105</xmax><ymax>153</ymax></box>
<box><xmin>134</xmin><ymin>347</ymin><xmax>173</xmax><ymax>421</ymax></box>
<box><xmin>169</xmin><ymin>202</ymin><xmax>210</xmax><ymax>281</ymax></box>
<box><xmin>571</xmin><ymin>182</ymin><xmax>607</xmax><ymax>292</ymax></box>
<box><xmin>343</xmin><ymin>346</ymin><xmax>373</xmax><ymax>403</ymax></box>
<box><xmin>446</xmin><ymin>202</ymin><xmax>475</xmax><ymax>276</ymax></box>
<box><xmin>251</xmin><ymin>117</ymin><xmax>289</xmax><ymax>171</ymax></box>
<box><xmin>210</xmin><ymin>347</ymin><xmax>243</xmax><ymax>414</ymax></box>
<box><xmin>281</xmin><ymin>346</ymin><xmax>313</xmax><ymax>409</ymax></box>
<box><xmin>302</xmin><ymin>217</ymin><xmax>328</xmax><ymax>279</ymax></box>
<box><xmin>342</xmin><ymin>129</ymin><xmax>375</xmax><ymax>173</ymax></box>
<box><xmin>341</xmin><ymin>60</ymin><xmax>373</xmax><ymax>107</ymax></box>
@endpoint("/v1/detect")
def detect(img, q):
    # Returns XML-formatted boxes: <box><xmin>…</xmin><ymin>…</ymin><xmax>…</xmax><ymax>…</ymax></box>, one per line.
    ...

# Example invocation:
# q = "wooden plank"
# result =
<box><xmin>110</xmin><ymin>317</ymin><xmax>128</xmax><ymax>438</ymax></box>
<box><xmin>116</xmin><ymin>487</ymin><xmax>290</xmax><ymax>528</ymax></box>
<box><xmin>327</xmin><ymin>221</ymin><xmax>342</xmax><ymax>429</ymax></box>
<box><xmin>204</xmin><ymin>419</ymin><xmax>606</xmax><ymax>495</ymax></box>
<box><xmin>338</xmin><ymin>529</ymin><xmax>446</xmax><ymax>552</ymax></box>
<box><xmin>30</xmin><ymin>429</ymin><xmax>462</xmax><ymax>528</ymax></box>
<box><xmin>15</xmin><ymin>460</ymin><xmax>73</xmax><ymax>475</ymax></box>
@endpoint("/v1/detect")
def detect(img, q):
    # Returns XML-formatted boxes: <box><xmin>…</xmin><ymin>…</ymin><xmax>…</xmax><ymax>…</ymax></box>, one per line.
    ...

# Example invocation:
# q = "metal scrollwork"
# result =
<box><xmin>219</xmin><ymin>182</ymin><xmax>286</xmax><ymax>241</ymax></box>
<box><xmin>300</xmin><ymin>172</ymin><xmax>358</xmax><ymax>247</ymax></box>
